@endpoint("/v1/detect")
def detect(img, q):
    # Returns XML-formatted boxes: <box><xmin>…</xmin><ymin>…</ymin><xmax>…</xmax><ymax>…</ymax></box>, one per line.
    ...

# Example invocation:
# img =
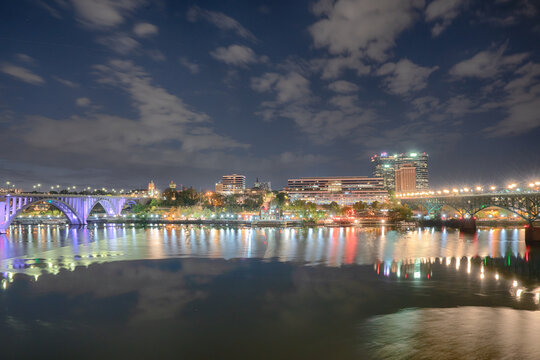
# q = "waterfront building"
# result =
<box><xmin>215</xmin><ymin>174</ymin><xmax>246</xmax><ymax>195</ymax></box>
<box><xmin>395</xmin><ymin>163</ymin><xmax>417</xmax><ymax>192</ymax></box>
<box><xmin>286</xmin><ymin>176</ymin><xmax>387</xmax><ymax>205</ymax></box>
<box><xmin>371</xmin><ymin>152</ymin><xmax>429</xmax><ymax>191</ymax></box>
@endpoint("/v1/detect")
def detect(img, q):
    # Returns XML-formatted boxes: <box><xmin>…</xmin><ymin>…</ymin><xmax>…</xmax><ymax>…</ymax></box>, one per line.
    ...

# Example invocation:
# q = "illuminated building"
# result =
<box><xmin>148</xmin><ymin>180</ymin><xmax>156</xmax><ymax>197</ymax></box>
<box><xmin>371</xmin><ymin>152</ymin><xmax>429</xmax><ymax>190</ymax></box>
<box><xmin>169</xmin><ymin>181</ymin><xmax>177</xmax><ymax>201</ymax></box>
<box><xmin>215</xmin><ymin>174</ymin><xmax>246</xmax><ymax>195</ymax></box>
<box><xmin>395</xmin><ymin>163</ymin><xmax>417</xmax><ymax>192</ymax></box>
<box><xmin>286</xmin><ymin>176</ymin><xmax>386</xmax><ymax>205</ymax></box>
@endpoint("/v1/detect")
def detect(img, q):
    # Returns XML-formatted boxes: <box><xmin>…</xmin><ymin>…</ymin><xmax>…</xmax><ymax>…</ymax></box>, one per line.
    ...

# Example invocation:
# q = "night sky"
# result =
<box><xmin>1</xmin><ymin>0</ymin><xmax>539</xmax><ymax>190</ymax></box>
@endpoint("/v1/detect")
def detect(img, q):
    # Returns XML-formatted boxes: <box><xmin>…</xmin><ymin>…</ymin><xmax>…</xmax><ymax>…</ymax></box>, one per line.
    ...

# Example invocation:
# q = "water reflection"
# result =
<box><xmin>1</xmin><ymin>225</ymin><xmax>540</xmax><ymax>358</ymax></box>
<box><xmin>0</xmin><ymin>225</ymin><xmax>529</xmax><ymax>279</ymax></box>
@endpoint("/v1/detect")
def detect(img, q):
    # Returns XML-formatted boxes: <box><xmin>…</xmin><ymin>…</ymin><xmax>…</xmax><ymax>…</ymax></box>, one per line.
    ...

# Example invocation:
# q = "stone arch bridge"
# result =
<box><xmin>0</xmin><ymin>194</ymin><xmax>143</xmax><ymax>234</ymax></box>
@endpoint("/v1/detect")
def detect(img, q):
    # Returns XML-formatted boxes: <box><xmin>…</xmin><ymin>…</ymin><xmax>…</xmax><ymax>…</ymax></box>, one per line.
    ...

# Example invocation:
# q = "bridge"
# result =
<box><xmin>397</xmin><ymin>190</ymin><xmax>540</xmax><ymax>243</ymax></box>
<box><xmin>0</xmin><ymin>194</ymin><xmax>141</xmax><ymax>234</ymax></box>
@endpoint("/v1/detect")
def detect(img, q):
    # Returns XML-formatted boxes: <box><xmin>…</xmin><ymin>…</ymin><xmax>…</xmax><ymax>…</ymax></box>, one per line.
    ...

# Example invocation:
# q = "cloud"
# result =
<box><xmin>406</xmin><ymin>94</ymin><xmax>486</xmax><ymax>122</ymax></box>
<box><xmin>485</xmin><ymin>62</ymin><xmax>540</xmax><ymax>136</ymax></box>
<box><xmin>376</xmin><ymin>59</ymin><xmax>439</xmax><ymax>96</ymax></box>
<box><xmin>187</xmin><ymin>6</ymin><xmax>257</xmax><ymax>42</ymax></box>
<box><xmin>449</xmin><ymin>44</ymin><xmax>528</xmax><ymax>79</ymax></box>
<box><xmin>252</xmin><ymin>71</ymin><xmax>376</xmax><ymax>143</ymax></box>
<box><xmin>96</xmin><ymin>33</ymin><xmax>140</xmax><ymax>54</ymax></box>
<box><xmin>10</xmin><ymin>59</ymin><xmax>247</xmax><ymax>168</ymax></box>
<box><xmin>425</xmin><ymin>0</ymin><xmax>467</xmax><ymax>37</ymax></box>
<box><xmin>328</xmin><ymin>80</ymin><xmax>359</xmax><ymax>93</ymax></box>
<box><xmin>71</xmin><ymin>0</ymin><xmax>146</xmax><ymax>28</ymax></box>
<box><xmin>210</xmin><ymin>45</ymin><xmax>266</xmax><ymax>66</ymax></box>
<box><xmin>133</xmin><ymin>22</ymin><xmax>158</xmax><ymax>37</ymax></box>
<box><xmin>146</xmin><ymin>49</ymin><xmax>166</xmax><ymax>62</ymax></box>
<box><xmin>16</xmin><ymin>53</ymin><xmax>35</xmax><ymax>65</ymax></box>
<box><xmin>179</xmin><ymin>57</ymin><xmax>200</xmax><ymax>74</ymax></box>
<box><xmin>251</xmin><ymin>72</ymin><xmax>311</xmax><ymax>103</ymax></box>
<box><xmin>53</xmin><ymin>76</ymin><xmax>79</xmax><ymax>88</ymax></box>
<box><xmin>310</xmin><ymin>55</ymin><xmax>370</xmax><ymax>79</ymax></box>
<box><xmin>309</xmin><ymin>0</ymin><xmax>424</xmax><ymax>62</ymax></box>
<box><xmin>36</xmin><ymin>0</ymin><xmax>63</xmax><ymax>19</ymax></box>
<box><xmin>0</xmin><ymin>63</ymin><xmax>45</xmax><ymax>85</ymax></box>
<box><xmin>76</xmin><ymin>97</ymin><xmax>91</xmax><ymax>107</ymax></box>
<box><xmin>484</xmin><ymin>0</ymin><xmax>538</xmax><ymax>26</ymax></box>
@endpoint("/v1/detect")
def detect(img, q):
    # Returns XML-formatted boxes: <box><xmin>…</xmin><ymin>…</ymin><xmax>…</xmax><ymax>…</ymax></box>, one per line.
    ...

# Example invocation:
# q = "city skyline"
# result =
<box><xmin>0</xmin><ymin>0</ymin><xmax>539</xmax><ymax>189</ymax></box>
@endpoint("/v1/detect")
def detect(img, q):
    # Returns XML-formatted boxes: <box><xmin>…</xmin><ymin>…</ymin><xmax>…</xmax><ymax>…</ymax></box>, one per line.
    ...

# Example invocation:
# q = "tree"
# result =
<box><xmin>275</xmin><ymin>192</ymin><xmax>288</xmax><ymax>207</ymax></box>
<box><xmin>353</xmin><ymin>201</ymin><xmax>367</xmax><ymax>212</ymax></box>
<box><xmin>388</xmin><ymin>204</ymin><xmax>413</xmax><ymax>222</ymax></box>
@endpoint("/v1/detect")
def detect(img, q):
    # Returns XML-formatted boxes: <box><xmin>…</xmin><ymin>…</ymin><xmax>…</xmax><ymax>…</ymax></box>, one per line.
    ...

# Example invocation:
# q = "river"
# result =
<box><xmin>1</xmin><ymin>224</ymin><xmax>539</xmax><ymax>359</ymax></box>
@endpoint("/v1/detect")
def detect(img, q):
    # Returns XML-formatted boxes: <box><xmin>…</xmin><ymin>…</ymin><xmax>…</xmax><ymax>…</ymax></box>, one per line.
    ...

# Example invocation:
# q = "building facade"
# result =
<box><xmin>286</xmin><ymin>176</ymin><xmax>387</xmax><ymax>205</ymax></box>
<box><xmin>148</xmin><ymin>180</ymin><xmax>156</xmax><ymax>197</ymax></box>
<box><xmin>215</xmin><ymin>174</ymin><xmax>246</xmax><ymax>195</ymax></box>
<box><xmin>371</xmin><ymin>152</ymin><xmax>429</xmax><ymax>191</ymax></box>
<box><xmin>395</xmin><ymin>163</ymin><xmax>417</xmax><ymax>192</ymax></box>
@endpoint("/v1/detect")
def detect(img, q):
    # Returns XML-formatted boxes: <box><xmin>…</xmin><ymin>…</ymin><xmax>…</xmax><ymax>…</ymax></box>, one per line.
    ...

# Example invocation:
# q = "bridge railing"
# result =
<box><xmin>396</xmin><ymin>190</ymin><xmax>540</xmax><ymax>199</ymax></box>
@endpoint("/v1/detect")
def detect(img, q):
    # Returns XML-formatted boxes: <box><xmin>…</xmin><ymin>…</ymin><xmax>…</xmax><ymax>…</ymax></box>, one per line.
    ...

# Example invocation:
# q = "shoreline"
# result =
<box><xmin>9</xmin><ymin>217</ymin><xmax>528</xmax><ymax>229</ymax></box>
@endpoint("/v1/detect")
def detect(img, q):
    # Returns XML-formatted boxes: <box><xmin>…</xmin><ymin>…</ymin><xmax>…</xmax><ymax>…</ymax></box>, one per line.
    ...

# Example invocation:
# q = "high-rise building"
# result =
<box><xmin>395</xmin><ymin>163</ymin><xmax>417</xmax><ymax>192</ymax></box>
<box><xmin>169</xmin><ymin>181</ymin><xmax>176</xmax><ymax>190</ymax></box>
<box><xmin>371</xmin><ymin>152</ymin><xmax>429</xmax><ymax>191</ymax></box>
<box><xmin>215</xmin><ymin>174</ymin><xmax>246</xmax><ymax>195</ymax></box>
<box><xmin>286</xmin><ymin>176</ymin><xmax>387</xmax><ymax>205</ymax></box>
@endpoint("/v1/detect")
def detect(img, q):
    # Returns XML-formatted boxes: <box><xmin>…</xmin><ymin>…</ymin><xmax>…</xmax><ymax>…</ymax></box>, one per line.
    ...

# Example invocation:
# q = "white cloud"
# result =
<box><xmin>486</xmin><ymin>62</ymin><xmax>540</xmax><ymax>136</ymax></box>
<box><xmin>13</xmin><ymin>59</ymin><xmax>247</xmax><ymax>167</ymax></box>
<box><xmin>309</xmin><ymin>0</ymin><xmax>425</xmax><ymax>62</ymax></box>
<box><xmin>210</xmin><ymin>45</ymin><xmax>265</xmax><ymax>66</ymax></box>
<box><xmin>187</xmin><ymin>6</ymin><xmax>257</xmax><ymax>42</ymax></box>
<box><xmin>36</xmin><ymin>0</ymin><xmax>63</xmax><ymax>19</ymax></box>
<box><xmin>71</xmin><ymin>0</ymin><xmax>146</xmax><ymax>28</ymax></box>
<box><xmin>310</xmin><ymin>55</ymin><xmax>370</xmax><ymax>79</ymax></box>
<box><xmin>251</xmin><ymin>72</ymin><xmax>311</xmax><ymax>103</ymax></box>
<box><xmin>146</xmin><ymin>49</ymin><xmax>166</xmax><ymax>62</ymax></box>
<box><xmin>376</xmin><ymin>59</ymin><xmax>438</xmax><ymax>95</ymax></box>
<box><xmin>16</xmin><ymin>53</ymin><xmax>35</xmax><ymax>64</ymax></box>
<box><xmin>179</xmin><ymin>57</ymin><xmax>200</xmax><ymax>74</ymax></box>
<box><xmin>76</xmin><ymin>97</ymin><xmax>91</xmax><ymax>107</ymax></box>
<box><xmin>96</xmin><ymin>33</ymin><xmax>140</xmax><ymax>54</ymax></box>
<box><xmin>133</xmin><ymin>22</ymin><xmax>158</xmax><ymax>37</ymax></box>
<box><xmin>252</xmin><ymin>71</ymin><xmax>376</xmax><ymax>143</ymax></box>
<box><xmin>425</xmin><ymin>0</ymin><xmax>467</xmax><ymax>37</ymax></box>
<box><xmin>53</xmin><ymin>76</ymin><xmax>79</xmax><ymax>88</ymax></box>
<box><xmin>0</xmin><ymin>63</ymin><xmax>45</xmax><ymax>85</ymax></box>
<box><xmin>449</xmin><ymin>44</ymin><xmax>529</xmax><ymax>78</ymax></box>
<box><xmin>328</xmin><ymin>80</ymin><xmax>359</xmax><ymax>93</ymax></box>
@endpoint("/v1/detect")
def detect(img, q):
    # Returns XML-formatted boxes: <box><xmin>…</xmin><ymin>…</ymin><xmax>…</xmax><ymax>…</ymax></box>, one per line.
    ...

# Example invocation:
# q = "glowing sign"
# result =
<box><xmin>410</xmin><ymin>153</ymin><xmax>418</xmax><ymax>157</ymax></box>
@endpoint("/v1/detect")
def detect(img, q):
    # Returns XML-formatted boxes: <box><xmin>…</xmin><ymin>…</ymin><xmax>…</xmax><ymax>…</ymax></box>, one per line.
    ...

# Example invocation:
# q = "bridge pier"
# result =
<box><xmin>525</xmin><ymin>225</ymin><xmax>540</xmax><ymax>244</ymax></box>
<box><xmin>459</xmin><ymin>218</ymin><xmax>477</xmax><ymax>233</ymax></box>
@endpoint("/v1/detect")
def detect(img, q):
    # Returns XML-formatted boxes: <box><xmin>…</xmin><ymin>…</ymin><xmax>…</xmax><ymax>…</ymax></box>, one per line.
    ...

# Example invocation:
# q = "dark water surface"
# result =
<box><xmin>1</xmin><ymin>225</ymin><xmax>540</xmax><ymax>359</ymax></box>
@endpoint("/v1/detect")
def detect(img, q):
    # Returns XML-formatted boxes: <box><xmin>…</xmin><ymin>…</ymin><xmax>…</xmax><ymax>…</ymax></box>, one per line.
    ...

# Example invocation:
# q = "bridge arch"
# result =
<box><xmin>471</xmin><ymin>205</ymin><xmax>529</xmax><ymax>221</ymax></box>
<box><xmin>88</xmin><ymin>198</ymin><xmax>117</xmax><ymax>217</ymax></box>
<box><xmin>4</xmin><ymin>198</ymin><xmax>84</xmax><ymax>230</ymax></box>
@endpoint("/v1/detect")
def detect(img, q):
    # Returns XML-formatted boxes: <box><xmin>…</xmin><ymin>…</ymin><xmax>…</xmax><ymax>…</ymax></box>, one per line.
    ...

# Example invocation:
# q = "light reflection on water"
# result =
<box><xmin>1</xmin><ymin>224</ymin><xmax>540</xmax><ymax>358</ymax></box>
<box><xmin>0</xmin><ymin>225</ymin><xmax>527</xmax><ymax>274</ymax></box>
